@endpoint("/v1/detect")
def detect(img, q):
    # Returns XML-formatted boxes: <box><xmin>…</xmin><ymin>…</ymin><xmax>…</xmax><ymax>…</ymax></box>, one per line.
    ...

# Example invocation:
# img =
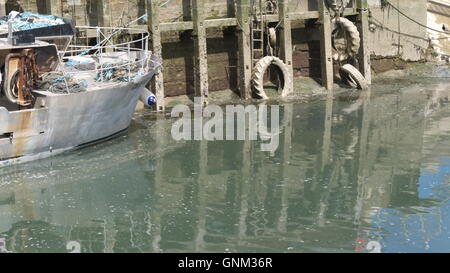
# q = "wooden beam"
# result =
<box><xmin>236</xmin><ymin>0</ymin><xmax>252</xmax><ymax>99</ymax></box>
<box><xmin>161</xmin><ymin>21</ymin><xmax>194</xmax><ymax>32</ymax></box>
<box><xmin>147</xmin><ymin>0</ymin><xmax>165</xmax><ymax>111</ymax></box>
<box><xmin>192</xmin><ymin>0</ymin><xmax>209</xmax><ymax>105</ymax></box>
<box><xmin>356</xmin><ymin>0</ymin><xmax>372</xmax><ymax>84</ymax></box>
<box><xmin>319</xmin><ymin>0</ymin><xmax>334</xmax><ymax>90</ymax></box>
<box><xmin>279</xmin><ymin>0</ymin><xmax>294</xmax><ymax>95</ymax></box>
<box><xmin>271</xmin><ymin>9</ymin><xmax>358</xmax><ymax>22</ymax></box>
<box><xmin>81</xmin><ymin>10</ymin><xmax>361</xmax><ymax>38</ymax></box>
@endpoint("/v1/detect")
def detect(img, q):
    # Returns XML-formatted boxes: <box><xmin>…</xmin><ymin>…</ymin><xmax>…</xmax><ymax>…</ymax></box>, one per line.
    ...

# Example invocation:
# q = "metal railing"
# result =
<box><xmin>41</xmin><ymin>26</ymin><xmax>153</xmax><ymax>93</ymax></box>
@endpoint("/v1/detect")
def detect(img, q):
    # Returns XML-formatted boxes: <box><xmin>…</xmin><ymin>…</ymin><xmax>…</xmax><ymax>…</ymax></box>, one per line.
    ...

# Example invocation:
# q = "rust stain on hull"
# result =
<box><xmin>12</xmin><ymin>111</ymin><xmax>32</xmax><ymax>158</ymax></box>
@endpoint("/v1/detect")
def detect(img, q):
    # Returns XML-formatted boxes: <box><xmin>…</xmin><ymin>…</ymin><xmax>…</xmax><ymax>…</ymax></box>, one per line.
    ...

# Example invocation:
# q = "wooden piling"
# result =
<box><xmin>236</xmin><ymin>0</ymin><xmax>252</xmax><ymax>99</ymax></box>
<box><xmin>102</xmin><ymin>0</ymin><xmax>112</xmax><ymax>28</ymax></box>
<box><xmin>0</xmin><ymin>0</ymin><xmax>5</xmax><ymax>16</ymax></box>
<box><xmin>319</xmin><ymin>0</ymin><xmax>334</xmax><ymax>90</ymax></box>
<box><xmin>279</xmin><ymin>0</ymin><xmax>294</xmax><ymax>95</ymax></box>
<box><xmin>192</xmin><ymin>0</ymin><xmax>209</xmax><ymax>105</ymax></box>
<box><xmin>356</xmin><ymin>0</ymin><xmax>372</xmax><ymax>85</ymax></box>
<box><xmin>147</xmin><ymin>0</ymin><xmax>165</xmax><ymax>111</ymax></box>
<box><xmin>47</xmin><ymin>0</ymin><xmax>62</xmax><ymax>16</ymax></box>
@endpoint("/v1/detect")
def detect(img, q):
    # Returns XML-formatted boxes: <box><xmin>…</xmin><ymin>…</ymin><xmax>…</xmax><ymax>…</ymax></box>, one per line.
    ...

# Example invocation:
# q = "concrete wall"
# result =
<box><xmin>427</xmin><ymin>0</ymin><xmax>450</xmax><ymax>57</ymax></box>
<box><xmin>368</xmin><ymin>0</ymin><xmax>429</xmax><ymax>61</ymax></box>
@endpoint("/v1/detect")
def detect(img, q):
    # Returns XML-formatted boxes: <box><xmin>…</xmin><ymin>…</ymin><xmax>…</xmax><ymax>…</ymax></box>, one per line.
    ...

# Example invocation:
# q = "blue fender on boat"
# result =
<box><xmin>139</xmin><ymin>88</ymin><xmax>156</xmax><ymax>107</ymax></box>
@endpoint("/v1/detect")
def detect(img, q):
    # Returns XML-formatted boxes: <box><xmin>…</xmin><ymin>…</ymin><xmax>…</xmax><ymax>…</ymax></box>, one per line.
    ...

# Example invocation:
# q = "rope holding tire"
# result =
<box><xmin>331</xmin><ymin>17</ymin><xmax>360</xmax><ymax>62</ymax></box>
<box><xmin>339</xmin><ymin>64</ymin><xmax>368</xmax><ymax>90</ymax></box>
<box><xmin>252</xmin><ymin>56</ymin><xmax>291</xmax><ymax>99</ymax></box>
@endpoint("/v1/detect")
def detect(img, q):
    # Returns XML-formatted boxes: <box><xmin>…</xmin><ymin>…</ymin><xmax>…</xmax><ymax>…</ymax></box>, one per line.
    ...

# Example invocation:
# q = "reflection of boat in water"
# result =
<box><xmin>0</xmin><ymin>12</ymin><xmax>161</xmax><ymax>167</ymax></box>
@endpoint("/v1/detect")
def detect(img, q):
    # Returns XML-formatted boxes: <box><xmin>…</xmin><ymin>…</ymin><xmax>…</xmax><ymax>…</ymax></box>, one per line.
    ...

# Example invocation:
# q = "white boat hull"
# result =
<box><xmin>0</xmin><ymin>72</ymin><xmax>155</xmax><ymax>167</ymax></box>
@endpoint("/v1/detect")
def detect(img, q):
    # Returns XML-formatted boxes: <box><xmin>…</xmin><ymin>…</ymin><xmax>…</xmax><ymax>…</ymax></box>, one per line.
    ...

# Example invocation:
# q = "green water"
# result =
<box><xmin>0</xmin><ymin>76</ymin><xmax>449</xmax><ymax>253</ymax></box>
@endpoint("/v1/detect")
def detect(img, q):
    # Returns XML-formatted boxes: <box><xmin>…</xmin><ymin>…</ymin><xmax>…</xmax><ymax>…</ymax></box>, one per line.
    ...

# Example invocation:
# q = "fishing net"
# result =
<box><xmin>0</xmin><ymin>11</ymin><xmax>65</xmax><ymax>33</ymax></box>
<box><xmin>38</xmin><ymin>73</ymin><xmax>87</xmax><ymax>94</ymax></box>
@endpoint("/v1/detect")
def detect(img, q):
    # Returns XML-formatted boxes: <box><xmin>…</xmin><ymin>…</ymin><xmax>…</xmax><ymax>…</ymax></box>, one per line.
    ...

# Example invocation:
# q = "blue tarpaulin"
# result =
<box><xmin>0</xmin><ymin>11</ymin><xmax>65</xmax><ymax>32</ymax></box>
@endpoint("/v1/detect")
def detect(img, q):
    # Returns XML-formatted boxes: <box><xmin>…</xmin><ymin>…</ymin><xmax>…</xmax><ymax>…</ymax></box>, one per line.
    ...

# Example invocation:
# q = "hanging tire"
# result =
<box><xmin>252</xmin><ymin>56</ymin><xmax>292</xmax><ymax>99</ymax></box>
<box><xmin>331</xmin><ymin>17</ymin><xmax>360</xmax><ymax>62</ymax></box>
<box><xmin>339</xmin><ymin>64</ymin><xmax>368</xmax><ymax>90</ymax></box>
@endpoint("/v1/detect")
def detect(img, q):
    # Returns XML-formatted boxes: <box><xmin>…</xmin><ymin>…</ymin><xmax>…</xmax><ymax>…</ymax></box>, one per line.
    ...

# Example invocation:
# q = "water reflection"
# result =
<box><xmin>0</xmin><ymin>79</ymin><xmax>449</xmax><ymax>253</ymax></box>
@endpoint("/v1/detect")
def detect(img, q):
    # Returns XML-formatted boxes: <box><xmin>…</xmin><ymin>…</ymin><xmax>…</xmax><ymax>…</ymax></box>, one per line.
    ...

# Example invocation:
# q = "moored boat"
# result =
<box><xmin>0</xmin><ymin>13</ymin><xmax>161</xmax><ymax>167</ymax></box>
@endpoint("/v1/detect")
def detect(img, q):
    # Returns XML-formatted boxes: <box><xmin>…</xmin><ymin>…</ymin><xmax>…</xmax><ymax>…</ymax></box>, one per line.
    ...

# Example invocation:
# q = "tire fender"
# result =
<box><xmin>331</xmin><ymin>17</ymin><xmax>361</xmax><ymax>62</ymax></box>
<box><xmin>252</xmin><ymin>56</ymin><xmax>292</xmax><ymax>99</ymax></box>
<box><xmin>339</xmin><ymin>64</ymin><xmax>368</xmax><ymax>90</ymax></box>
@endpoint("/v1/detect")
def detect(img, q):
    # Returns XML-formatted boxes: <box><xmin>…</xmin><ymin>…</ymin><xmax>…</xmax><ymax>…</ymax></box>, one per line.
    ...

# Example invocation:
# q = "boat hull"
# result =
<box><xmin>0</xmin><ymin>71</ymin><xmax>155</xmax><ymax>167</ymax></box>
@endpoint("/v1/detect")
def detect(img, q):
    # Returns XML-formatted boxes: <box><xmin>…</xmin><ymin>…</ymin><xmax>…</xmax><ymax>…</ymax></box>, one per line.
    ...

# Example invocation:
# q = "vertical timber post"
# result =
<box><xmin>192</xmin><ymin>0</ymin><xmax>209</xmax><ymax>105</ymax></box>
<box><xmin>0</xmin><ymin>0</ymin><xmax>5</xmax><ymax>16</ymax></box>
<box><xmin>319</xmin><ymin>0</ymin><xmax>334</xmax><ymax>90</ymax></box>
<box><xmin>236</xmin><ymin>0</ymin><xmax>252</xmax><ymax>99</ymax></box>
<box><xmin>279</xmin><ymin>0</ymin><xmax>294</xmax><ymax>95</ymax></box>
<box><xmin>357</xmin><ymin>0</ymin><xmax>372</xmax><ymax>84</ymax></box>
<box><xmin>102</xmin><ymin>0</ymin><xmax>112</xmax><ymax>28</ymax></box>
<box><xmin>47</xmin><ymin>0</ymin><xmax>64</xmax><ymax>16</ymax></box>
<box><xmin>147</xmin><ymin>0</ymin><xmax>165</xmax><ymax>111</ymax></box>
<box><xmin>48</xmin><ymin>0</ymin><xmax>62</xmax><ymax>16</ymax></box>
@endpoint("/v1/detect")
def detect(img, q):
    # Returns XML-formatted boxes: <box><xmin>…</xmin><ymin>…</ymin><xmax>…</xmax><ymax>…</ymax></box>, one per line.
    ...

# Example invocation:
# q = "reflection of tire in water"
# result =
<box><xmin>339</xmin><ymin>64</ymin><xmax>368</xmax><ymax>90</ymax></box>
<box><xmin>67</xmin><ymin>241</ymin><xmax>81</xmax><ymax>253</ymax></box>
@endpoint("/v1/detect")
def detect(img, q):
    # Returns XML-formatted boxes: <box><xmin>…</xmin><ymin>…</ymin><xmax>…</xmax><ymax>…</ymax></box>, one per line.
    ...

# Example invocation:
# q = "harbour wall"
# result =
<box><xmin>0</xmin><ymin>0</ymin><xmax>431</xmax><ymax>98</ymax></box>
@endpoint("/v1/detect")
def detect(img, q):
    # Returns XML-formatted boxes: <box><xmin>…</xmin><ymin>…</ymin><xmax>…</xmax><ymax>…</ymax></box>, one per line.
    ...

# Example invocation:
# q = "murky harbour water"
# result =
<box><xmin>0</xmin><ymin>76</ymin><xmax>449</xmax><ymax>253</ymax></box>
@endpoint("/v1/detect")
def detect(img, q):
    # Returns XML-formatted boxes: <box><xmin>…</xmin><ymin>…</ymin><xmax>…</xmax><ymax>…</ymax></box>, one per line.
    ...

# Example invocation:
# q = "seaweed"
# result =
<box><xmin>380</xmin><ymin>0</ymin><xmax>390</xmax><ymax>10</ymax></box>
